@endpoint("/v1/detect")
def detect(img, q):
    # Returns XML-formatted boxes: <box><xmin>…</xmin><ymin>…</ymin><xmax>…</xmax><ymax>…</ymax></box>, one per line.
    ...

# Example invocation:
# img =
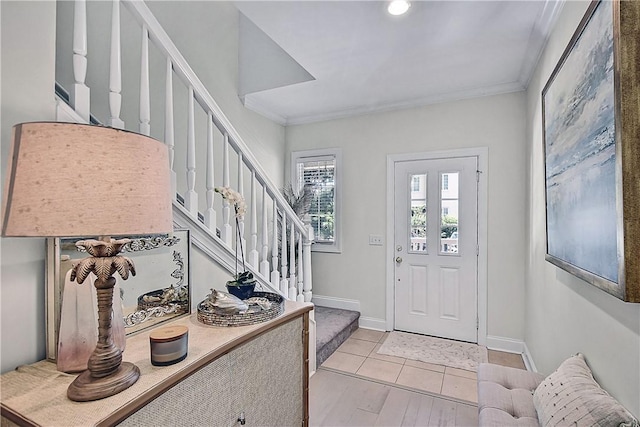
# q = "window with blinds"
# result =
<box><xmin>292</xmin><ymin>149</ymin><xmax>341</xmax><ymax>252</ymax></box>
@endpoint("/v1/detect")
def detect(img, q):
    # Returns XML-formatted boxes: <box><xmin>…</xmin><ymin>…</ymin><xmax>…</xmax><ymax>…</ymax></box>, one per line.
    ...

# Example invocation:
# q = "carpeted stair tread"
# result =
<box><xmin>315</xmin><ymin>306</ymin><xmax>360</xmax><ymax>367</ymax></box>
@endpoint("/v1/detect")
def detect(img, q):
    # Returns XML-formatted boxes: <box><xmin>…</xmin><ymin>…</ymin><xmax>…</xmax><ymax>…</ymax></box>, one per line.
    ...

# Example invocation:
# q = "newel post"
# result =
<box><xmin>302</xmin><ymin>225</ymin><xmax>314</xmax><ymax>302</ymax></box>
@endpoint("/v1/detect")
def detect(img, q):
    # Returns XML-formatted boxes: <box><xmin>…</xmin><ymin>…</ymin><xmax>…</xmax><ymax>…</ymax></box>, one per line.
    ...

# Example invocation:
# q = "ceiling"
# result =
<box><xmin>235</xmin><ymin>1</ymin><xmax>564</xmax><ymax>126</ymax></box>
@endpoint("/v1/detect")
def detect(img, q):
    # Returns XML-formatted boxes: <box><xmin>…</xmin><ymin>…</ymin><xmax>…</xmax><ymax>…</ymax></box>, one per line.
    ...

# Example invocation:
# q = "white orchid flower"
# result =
<box><xmin>215</xmin><ymin>186</ymin><xmax>246</xmax><ymax>218</ymax></box>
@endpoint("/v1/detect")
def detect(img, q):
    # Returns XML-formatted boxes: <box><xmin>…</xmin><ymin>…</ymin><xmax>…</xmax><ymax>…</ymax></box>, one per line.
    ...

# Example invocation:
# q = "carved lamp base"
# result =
<box><xmin>67</xmin><ymin>362</ymin><xmax>140</xmax><ymax>402</ymax></box>
<box><xmin>66</xmin><ymin>238</ymin><xmax>139</xmax><ymax>402</ymax></box>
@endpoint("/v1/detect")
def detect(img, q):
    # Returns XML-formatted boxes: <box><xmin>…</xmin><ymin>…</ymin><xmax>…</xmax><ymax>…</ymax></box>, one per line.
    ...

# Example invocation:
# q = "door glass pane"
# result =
<box><xmin>410</xmin><ymin>174</ymin><xmax>427</xmax><ymax>253</ymax></box>
<box><xmin>440</xmin><ymin>172</ymin><xmax>459</xmax><ymax>255</ymax></box>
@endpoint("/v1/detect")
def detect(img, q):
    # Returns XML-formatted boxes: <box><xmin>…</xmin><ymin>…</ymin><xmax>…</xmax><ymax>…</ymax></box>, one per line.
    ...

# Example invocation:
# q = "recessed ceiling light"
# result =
<box><xmin>388</xmin><ymin>0</ymin><xmax>411</xmax><ymax>16</ymax></box>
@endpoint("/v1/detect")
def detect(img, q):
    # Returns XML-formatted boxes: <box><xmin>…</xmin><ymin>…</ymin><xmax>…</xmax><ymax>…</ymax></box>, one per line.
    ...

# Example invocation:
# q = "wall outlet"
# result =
<box><xmin>369</xmin><ymin>234</ymin><xmax>383</xmax><ymax>246</ymax></box>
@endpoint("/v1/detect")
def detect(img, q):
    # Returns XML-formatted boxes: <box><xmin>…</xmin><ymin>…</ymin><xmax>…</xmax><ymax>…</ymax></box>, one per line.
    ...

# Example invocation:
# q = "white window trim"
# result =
<box><xmin>291</xmin><ymin>148</ymin><xmax>342</xmax><ymax>253</ymax></box>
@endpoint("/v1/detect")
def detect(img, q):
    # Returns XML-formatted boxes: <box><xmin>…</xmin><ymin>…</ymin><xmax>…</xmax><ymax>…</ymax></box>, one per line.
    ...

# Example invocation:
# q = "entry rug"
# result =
<box><xmin>377</xmin><ymin>331</ymin><xmax>488</xmax><ymax>372</ymax></box>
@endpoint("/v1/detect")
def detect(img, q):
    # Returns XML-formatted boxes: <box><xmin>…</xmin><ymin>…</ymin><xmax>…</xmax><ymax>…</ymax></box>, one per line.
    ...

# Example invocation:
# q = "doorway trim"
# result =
<box><xmin>386</xmin><ymin>147</ymin><xmax>488</xmax><ymax>346</ymax></box>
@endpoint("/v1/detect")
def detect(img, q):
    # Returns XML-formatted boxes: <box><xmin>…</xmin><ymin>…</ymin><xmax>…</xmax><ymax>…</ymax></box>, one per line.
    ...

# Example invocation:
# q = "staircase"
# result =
<box><xmin>315</xmin><ymin>306</ymin><xmax>360</xmax><ymax>367</ymax></box>
<box><xmin>55</xmin><ymin>0</ymin><xmax>316</xmax><ymax>368</ymax></box>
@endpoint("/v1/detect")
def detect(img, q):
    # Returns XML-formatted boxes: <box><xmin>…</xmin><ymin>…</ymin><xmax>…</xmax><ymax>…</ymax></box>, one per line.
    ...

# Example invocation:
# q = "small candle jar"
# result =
<box><xmin>149</xmin><ymin>325</ymin><xmax>189</xmax><ymax>366</ymax></box>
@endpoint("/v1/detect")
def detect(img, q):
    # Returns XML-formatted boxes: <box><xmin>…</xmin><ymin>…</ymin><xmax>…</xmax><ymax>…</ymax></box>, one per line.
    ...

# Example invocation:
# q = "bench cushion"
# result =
<box><xmin>533</xmin><ymin>354</ymin><xmax>639</xmax><ymax>427</ymax></box>
<box><xmin>478</xmin><ymin>363</ymin><xmax>545</xmax><ymax>427</ymax></box>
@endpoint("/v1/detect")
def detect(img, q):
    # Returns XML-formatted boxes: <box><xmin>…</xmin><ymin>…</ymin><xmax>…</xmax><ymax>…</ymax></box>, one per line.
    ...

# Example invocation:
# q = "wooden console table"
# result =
<box><xmin>1</xmin><ymin>301</ymin><xmax>312</xmax><ymax>427</ymax></box>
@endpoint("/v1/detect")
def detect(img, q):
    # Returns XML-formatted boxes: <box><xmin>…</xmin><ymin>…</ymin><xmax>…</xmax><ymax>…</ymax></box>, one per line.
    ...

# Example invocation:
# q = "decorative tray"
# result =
<box><xmin>197</xmin><ymin>291</ymin><xmax>284</xmax><ymax>327</ymax></box>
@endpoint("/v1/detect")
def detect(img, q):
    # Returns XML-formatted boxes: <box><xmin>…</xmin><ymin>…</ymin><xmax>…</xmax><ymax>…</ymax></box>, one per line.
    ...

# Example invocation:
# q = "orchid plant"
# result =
<box><xmin>215</xmin><ymin>187</ymin><xmax>256</xmax><ymax>288</ymax></box>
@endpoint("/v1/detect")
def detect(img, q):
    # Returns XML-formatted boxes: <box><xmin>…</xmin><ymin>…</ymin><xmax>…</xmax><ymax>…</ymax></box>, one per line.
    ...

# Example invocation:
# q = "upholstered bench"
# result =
<box><xmin>478</xmin><ymin>362</ymin><xmax>544</xmax><ymax>426</ymax></box>
<box><xmin>477</xmin><ymin>354</ymin><xmax>639</xmax><ymax>427</ymax></box>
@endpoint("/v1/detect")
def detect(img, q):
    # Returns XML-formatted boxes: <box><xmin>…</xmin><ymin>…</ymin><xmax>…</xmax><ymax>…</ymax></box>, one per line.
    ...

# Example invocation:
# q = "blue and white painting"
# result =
<box><xmin>544</xmin><ymin>0</ymin><xmax>618</xmax><ymax>284</ymax></box>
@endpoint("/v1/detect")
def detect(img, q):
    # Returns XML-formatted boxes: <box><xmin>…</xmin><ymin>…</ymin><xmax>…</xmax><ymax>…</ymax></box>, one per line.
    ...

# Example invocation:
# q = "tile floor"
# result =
<box><xmin>321</xmin><ymin>328</ymin><xmax>526</xmax><ymax>404</ymax></box>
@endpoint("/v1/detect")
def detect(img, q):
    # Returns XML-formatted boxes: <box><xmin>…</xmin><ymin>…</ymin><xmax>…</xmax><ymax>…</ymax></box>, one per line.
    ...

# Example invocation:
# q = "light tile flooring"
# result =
<box><xmin>321</xmin><ymin>328</ymin><xmax>526</xmax><ymax>404</ymax></box>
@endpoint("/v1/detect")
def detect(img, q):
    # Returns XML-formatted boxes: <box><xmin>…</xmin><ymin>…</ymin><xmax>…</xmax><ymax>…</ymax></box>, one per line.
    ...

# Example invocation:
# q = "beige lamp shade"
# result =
<box><xmin>2</xmin><ymin>122</ymin><xmax>173</xmax><ymax>237</ymax></box>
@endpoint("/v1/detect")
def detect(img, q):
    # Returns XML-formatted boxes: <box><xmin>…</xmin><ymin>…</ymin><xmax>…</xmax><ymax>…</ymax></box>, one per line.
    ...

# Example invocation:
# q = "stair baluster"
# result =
<box><xmin>164</xmin><ymin>58</ymin><xmax>177</xmax><ymax>199</ymax></box>
<box><xmin>139</xmin><ymin>25</ymin><xmax>150</xmax><ymax>136</ymax></box>
<box><xmin>280</xmin><ymin>213</ymin><xmax>288</xmax><ymax>295</ymax></box>
<box><xmin>297</xmin><ymin>233</ymin><xmax>304</xmax><ymax>302</ymax></box>
<box><xmin>237</xmin><ymin>152</ymin><xmax>246</xmax><ymax>255</ymax></box>
<box><xmin>205</xmin><ymin>113</ymin><xmax>216</xmax><ymax>230</ymax></box>
<box><xmin>260</xmin><ymin>186</ymin><xmax>270</xmax><ymax>278</ymax></box>
<box><xmin>248</xmin><ymin>171</ymin><xmax>259</xmax><ymax>269</ymax></box>
<box><xmin>108</xmin><ymin>0</ymin><xmax>124</xmax><ymax>129</ymax></box>
<box><xmin>184</xmin><ymin>87</ymin><xmax>198</xmax><ymax>217</ymax></box>
<box><xmin>271</xmin><ymin>199</ymin><xmax>280</xmax><ymax>288</ymax></box>
<box><xmin>288</xmin><ymin>223</ymin><xmax>297</xmax><ymax>300</ymax></box>
<box><xmin>221</xmin><ymin>134</ymin><xmax>232</xmax><ymax>246</ymax></box>
<box><xmin>71</xmin><ymin>0</ymin><xmax>90</xmax><ymax>122</ymax></box>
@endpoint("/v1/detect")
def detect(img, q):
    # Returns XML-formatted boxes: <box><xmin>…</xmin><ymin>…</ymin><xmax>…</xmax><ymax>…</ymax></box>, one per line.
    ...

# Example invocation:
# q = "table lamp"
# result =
<box><xmin>1</xmin><ymin>122</ymin><xmax>173</xmax><ymax>401</ymax></box>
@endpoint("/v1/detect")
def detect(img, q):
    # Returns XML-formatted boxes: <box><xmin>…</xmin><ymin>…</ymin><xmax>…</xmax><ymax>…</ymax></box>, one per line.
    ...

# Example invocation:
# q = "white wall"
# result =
<box><xmin>286</xmin><ymin>92</ymin><xmax>528</xmax><ymax>340</ymax></box>
<box><xmin>524</xmin><ymin>1</ymin><xmax>640</xmax><ymax>417</ymax></box>
<box><xmin>1</xmin><ymin>1</ymin><xmax>57</xmax><ymax>373</ymax></box>
<box><xmin>190</xmin><ymin>248</ymin><xmax>236</xmax><ymax>307</ymax></box>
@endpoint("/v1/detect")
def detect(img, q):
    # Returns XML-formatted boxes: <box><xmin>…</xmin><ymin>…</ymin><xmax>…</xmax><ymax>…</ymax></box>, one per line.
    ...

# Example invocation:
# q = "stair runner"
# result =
<box><xmin>315</xmin><ymin>306</ymin><xmax>360</xmax><ymax>367</ymax></box>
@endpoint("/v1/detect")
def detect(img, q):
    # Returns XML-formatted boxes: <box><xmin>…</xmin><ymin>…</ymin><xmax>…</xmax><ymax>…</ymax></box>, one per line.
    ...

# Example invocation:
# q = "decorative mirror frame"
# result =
<box><xmin>45</xmin><ymin>229</ymin><xmax>191</xmax><ymax>361</ymax></box>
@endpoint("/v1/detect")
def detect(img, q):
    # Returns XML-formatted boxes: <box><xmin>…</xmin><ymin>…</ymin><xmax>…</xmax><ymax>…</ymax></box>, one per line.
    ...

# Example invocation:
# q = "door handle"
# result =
<box><xmin>395</xmin><ymin>257</ymin><xmax>403</xmax><ymax>263</ymax></box>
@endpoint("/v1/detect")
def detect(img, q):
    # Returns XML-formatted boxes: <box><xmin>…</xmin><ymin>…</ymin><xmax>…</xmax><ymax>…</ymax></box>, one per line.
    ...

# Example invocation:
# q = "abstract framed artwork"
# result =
<box><xmin>542</xmin><ymin>0</ymin><xmax>639</xmax><ymax>302</ymax></box>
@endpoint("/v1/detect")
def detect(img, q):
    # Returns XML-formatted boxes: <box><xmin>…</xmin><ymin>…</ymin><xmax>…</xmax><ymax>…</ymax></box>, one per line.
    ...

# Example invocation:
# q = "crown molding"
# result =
<box><xmin>283</xmin><ymin>81</ymin><xmax>525</xmax><ymax>126</ymax></box>
<box><xmin>241</xmin><ymin>94</ymin><xmax>288</xmax><ymax>126</ymax></box>
<box><xmin>518</xmin><ymin>0</ymin><xmax>566</xmax><ymax>88</ymax></box>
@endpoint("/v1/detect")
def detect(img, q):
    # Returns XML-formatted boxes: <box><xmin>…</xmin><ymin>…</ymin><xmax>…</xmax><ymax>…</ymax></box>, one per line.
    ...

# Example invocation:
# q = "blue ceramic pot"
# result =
<box><xmin>226</xmin><ymin>283</ymin><xmax>255</xmax><ymax>300</ymax></box>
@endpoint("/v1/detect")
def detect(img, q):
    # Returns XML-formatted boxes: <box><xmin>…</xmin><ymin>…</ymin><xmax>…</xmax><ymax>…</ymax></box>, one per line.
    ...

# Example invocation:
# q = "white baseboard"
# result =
<box><xmin>522</xmin><ymin>341</ymin><xmax>538</xmax><ymax>373</ymax></box>
<box><xmin>485</xmin><ymin>335</ymin><xmax>525</xmax><ymax>354</ymax></box>
<box><xmin>485</xmin><ymin>335</ymin><xmax>538</xmax><ymax>373</ymax></box>
<box><xmin>311</xmin><ymin>295</ymin><xmax>361</xmax><ymax>312</ymax></box>
<box><xmin>358</xmin><ymin>317</ymin><xmax>387</xmax><ymax>331</ymax></box>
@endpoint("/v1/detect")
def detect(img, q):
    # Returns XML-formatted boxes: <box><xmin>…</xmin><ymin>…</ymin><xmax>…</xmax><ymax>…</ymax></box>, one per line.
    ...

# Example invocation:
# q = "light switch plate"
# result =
<box><xmin>369</xmin><ymin>234</ymin><xmax>383</xmax><ymax>246</ymax></box>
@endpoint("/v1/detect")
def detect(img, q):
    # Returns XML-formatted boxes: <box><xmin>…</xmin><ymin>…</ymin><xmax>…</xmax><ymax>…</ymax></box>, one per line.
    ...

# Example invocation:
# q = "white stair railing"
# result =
<box><xmin>60</xmin><ymin>0</ymin><xmax>313</xmax><ymax>302</ymax></box>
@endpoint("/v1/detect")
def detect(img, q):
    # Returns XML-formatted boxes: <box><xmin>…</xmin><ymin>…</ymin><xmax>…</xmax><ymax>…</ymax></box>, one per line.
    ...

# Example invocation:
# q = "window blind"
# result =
<box><xmin>296</xmin><ymin>156</ymin><xmax>336</xmax><ymax>243</ymax></box>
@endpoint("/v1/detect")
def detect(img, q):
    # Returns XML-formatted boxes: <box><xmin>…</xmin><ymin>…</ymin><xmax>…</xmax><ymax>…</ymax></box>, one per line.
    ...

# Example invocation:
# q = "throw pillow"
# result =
<box><xmin>533</xmin><ymin>353</ymin><xmax>638</xmax><ymax>427</ymax></box>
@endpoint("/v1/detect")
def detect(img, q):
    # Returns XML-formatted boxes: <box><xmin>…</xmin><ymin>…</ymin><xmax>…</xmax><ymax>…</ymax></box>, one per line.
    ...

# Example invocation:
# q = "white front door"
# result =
<box><xmin>394</xmin><ymin>156</ymin><xmax>478</xmax><ymax>343</ymax></box>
